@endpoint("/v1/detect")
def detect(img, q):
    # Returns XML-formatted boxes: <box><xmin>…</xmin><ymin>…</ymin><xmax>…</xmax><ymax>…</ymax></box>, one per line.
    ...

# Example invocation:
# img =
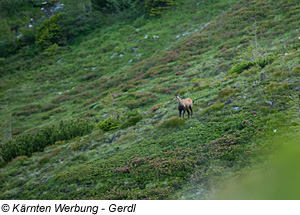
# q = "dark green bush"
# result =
<box><xmin>124</xmin><ymin>92</ymin><xmax>159</xmax><ymax>109</ymax></box>
<box><xmin>126</xmin><ymin>110</ymin><xmax>140</xmax><ymax>118</ymax></box>
<box><xmin>0</xmin><ymin>119</ymin><xmax>94</xmax><ymax>163</ymax></box>
<box><xmin>97</xmin><ymin>117</ymin><xmax>121</xmax><ymax>131</ymax></box>
<box><xmin>35</xmin><ymin>14</ymin><xmax>66</xmax><ymax>50</ymax></box>
<box><xmin>92</xmin><ymin>0</ymin><xmax>135</xmax><ymax>13</ymax></box>
<box><xmin>145</xmin><ymin>0</ymin><xmax>175</xmax><ymax>16</ymax></box>
<box><xmin>228</xmin><ymin>61</ymin><xmax>255</xmax><ymax>75</ymax></box>
<box><xmin>254</xmin><ymin>56</ymin><xmax>275</xmax><ymax>68</ymax></box>
<box><xmin>0</xmin><ymin>0</ymin><xmax>38</xmax><ymax>16</ymax></box>
<box><xmin>120</xmin><ymin>115</ymin><xmax>142</xmax><ymax>129</ymax></box>
<box><xmin>158</xmin><ymin>117</ymin><xmax>185</xmax><ymax>128</ymax></box>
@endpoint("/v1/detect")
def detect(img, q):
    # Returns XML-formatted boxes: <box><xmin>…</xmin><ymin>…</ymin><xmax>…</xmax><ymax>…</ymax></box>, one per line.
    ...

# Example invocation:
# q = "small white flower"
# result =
<box><xmin>29</xmin><ymin>24</ymin><xmax>33</xmax><ymax>28</ymax></box>
<box><xmin>298</xmin><ymin>36</ymin><xmax>300</xmax><ymax>40</ymax></box>
<box><xmin>274</xmin><ymin>129</ymin><xmax>277</xmax><ymax>132</ymax></box>
<box><xmin>144</xmin><ymin>35</ymin><xmax>148</xmax><ymax>39</ymax></box>
<box><xmin>284</xmin><ymin>53</ymin><xmax>288</xmax><ymax>56</ymax></box>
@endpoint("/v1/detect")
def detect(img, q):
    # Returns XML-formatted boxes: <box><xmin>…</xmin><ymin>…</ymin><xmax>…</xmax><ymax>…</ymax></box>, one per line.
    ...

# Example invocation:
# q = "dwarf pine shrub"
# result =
<box><xmin>35</xmin><ymin>14</ymin><xmax>66</xmax><ymax>50</ymax></box>
<box><xmin>97</xmin><ymin>117</ymin><xmax>121</xmax><ymax>131</ymax></box>
<box><xmin>119</xmin><ymin>115</ymin><xmax>142</xmax><ymax>129</ymax></box>
<box><xmin>255</xmin><ymin>56</ymin><xmax>275</xmax><ymax>68</ymax></box>
<box><xmin>145</xmin><ymin>0</ymin><xmax>175</xmax><ymax>16</ymax></box>
<box><xmin>0</xmin><ymin>119</ymin><xmax>94</xmax><ymax>163</ymax></box>
<box><xmin>228</xmin><ymin>61</ymin><xmax>255</xmax><ymax>75</ymax></box>
<box><xmin>159</xmin><ymin>117</ymin><xmax>185</xmax><ymax>128</ymax></box>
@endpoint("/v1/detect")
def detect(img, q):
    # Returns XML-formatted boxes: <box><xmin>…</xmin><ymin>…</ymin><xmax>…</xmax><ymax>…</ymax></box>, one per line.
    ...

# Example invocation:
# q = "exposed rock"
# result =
<box><xmin>182</xmin><ymin>32</ymin><xmax>190</xmax><ymax>36</ymax></box>
<box><xmin>110</xmin><ymin>53</ymin><xmax>117</xmax><ymax>59</ymax></box>
<box><xmin>200</xmin><ymin>22</ymin><xmax>211</xmax><ymax>31</ymax></box>
<box><xmin>50</xmin><ymin>2</ymin><xmax>64</xmax><ymax>13</ymax></box>
<box><xmin>107</xmin><ymin>134</ymin><xmax>117</xmax><ymax>143</ymax></box>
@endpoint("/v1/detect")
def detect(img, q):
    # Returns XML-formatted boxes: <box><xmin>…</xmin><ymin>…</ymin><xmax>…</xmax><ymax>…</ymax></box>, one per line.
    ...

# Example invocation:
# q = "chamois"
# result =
<box><xmin>176</xmin><ymin>94</ymin><xmax>193</xmax><ymax>118</ymax></box>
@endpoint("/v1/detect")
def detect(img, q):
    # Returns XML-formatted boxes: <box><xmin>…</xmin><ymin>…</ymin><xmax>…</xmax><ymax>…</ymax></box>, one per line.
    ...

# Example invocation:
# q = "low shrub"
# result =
<box><xmin>145</xmin><ymin>0</ymin><xmax>176</xmax><ymax>17</ymax></box>
<box><xmin>42</xmin><ymin>104</ymin><xmax>57</xmax><ymax>112</ymax></box>
<box><xmin>158</xmin><ymin>117</ymin><xmax>185</xmax><ymax>128</ymax></box>
<box><xmin>0</xmin><ymin>119</ymin><xmax>94</xmax><ymax>163</ymax></box>
<box><xmin>97</xmin><ymin>117</ymin><xmax>121</xmax><ymax>131</ymax></box>
<box><xmin>119</xmin><ymin>115</ymin><xmax>142</xmax><ymax>129</ymax></box>
<box><xmin>127</xmin><ymin>110</ymin><xmax>140</xmax><ymax>118</ymax></box>
<box><xmin>191</xmin><ymin>78</ymin><xmax>205</xmax><ymax>87</ymax></box>
<box><xmin>150</xmin><ymin>103</ymin><xmax>163</xmax><ymax>111</ymax></box>
<box><xmin>254</xmin><ymin>56</ymin><xmax>275</xmax><ymax>68</ymax></box>
<box><xmin>201</xmin><ymin>103</ymin><xmax>225</xmax><ymax>115</ymax></box>
<box><xmin>52</xmin><ymin>95</ymin><xmax>70</xmax><ymax>103</ymax></box>
<box><xmin>70</xmin><ymin>142</ymin><xmax>87</xmax><ymax>151</ymax></box>
<box><xmin>217</xmin><ymin>88</ymin><xmax>238</xmax><ymax>101</ymax></box>
<box><xmin>43</xmin><ymin>43</ymin><xmax>60</xmax><ymax>56</ymax></box>
<box><xmin>124</xmin><ymin>92</ymin><xmax>159</xmax><ymax>109</ymax></box>
<box><xmin>290</xmin><ymin>66</ymin><xmax>300</xmax><ymax>77</ymax></box>
<box><xmin>35</xmin><ymin>14</ymin><xmax>66</xmax><ymax>50</ymax></box>
<box><xmin>228</xmin><ymin>61</ymin><xmax>255</xmax><ymax>75</ymax></box>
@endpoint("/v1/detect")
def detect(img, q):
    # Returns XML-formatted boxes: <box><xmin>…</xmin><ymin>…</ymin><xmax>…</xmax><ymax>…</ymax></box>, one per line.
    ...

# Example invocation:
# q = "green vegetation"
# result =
<box><xmin>97</xmin><ymin>117</ymin><xmax>121</xmax><ymax>131</ymax></box>
<box><xmin>158</xmin><ymin>116</ymin><xmax>185</xmax><ymax>128</ymax></box>
<box><xmin>1</xmin><ymin>0</ymin><xmax>300</xmax><ymax>200</ymax></box>
<box><xmin>215</xmin><ymin>130</ymin><xmax>300</xmax><ymax>200</ymax></box>
<box><xmin>35</xmin><ymin>14</ymin><xmax>66</xmax><ymax>50</ymax></box>
<box><xmin>1</xmin><ymin>119</ymin><xmax>94</xmax><ymax>164</ymax></box>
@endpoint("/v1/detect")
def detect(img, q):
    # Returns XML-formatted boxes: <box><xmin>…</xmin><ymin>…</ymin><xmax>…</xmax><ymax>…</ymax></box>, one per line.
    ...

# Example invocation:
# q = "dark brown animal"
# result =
<box><xmin>176</xmin><ymin>94</ymin><xmax>193</xmax><ymax>118</ymax></box>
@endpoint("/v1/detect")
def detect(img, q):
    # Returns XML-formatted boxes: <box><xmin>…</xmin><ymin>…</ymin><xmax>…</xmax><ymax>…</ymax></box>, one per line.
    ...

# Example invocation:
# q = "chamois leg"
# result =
<box><xmin>179</xmin><ymin>110</ymin><xmax>182</xmax><ymax>118</ymax></box>
<box><xmin>187</xmin><ymin>109</ymin><xmax>190</xmax><ymax>118</ymax></box>
<box><xmin>190</xmin><ymin>106</ymin><xmax>193</xmax><ymax>117</ymax></box>
<box><xmin>182</xmin><ymin>110</ymin><xmax>185</xmax><ymax>118</ymax></box>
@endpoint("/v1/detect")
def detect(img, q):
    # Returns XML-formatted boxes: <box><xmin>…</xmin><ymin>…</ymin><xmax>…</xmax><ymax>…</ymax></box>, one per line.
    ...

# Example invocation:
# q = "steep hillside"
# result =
<box><xmin>0</xmin><ymin>0</ymin><xmax>300</xmax><ymax>199</ymax></box>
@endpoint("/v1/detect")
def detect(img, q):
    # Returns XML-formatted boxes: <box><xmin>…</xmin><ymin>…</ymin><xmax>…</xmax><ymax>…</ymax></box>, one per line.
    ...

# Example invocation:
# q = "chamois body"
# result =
<box><xmin>176</xmin><ymin>95</ymin><xmax>193</xmax><ymax>118</ymax></box>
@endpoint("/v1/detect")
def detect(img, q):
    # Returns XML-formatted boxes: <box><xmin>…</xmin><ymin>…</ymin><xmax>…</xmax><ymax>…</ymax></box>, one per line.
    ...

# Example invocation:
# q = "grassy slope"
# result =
<box><xmin>1</xmin><ymin>0</ymin><xmax>300</xmax><ymax>199</ymax></box>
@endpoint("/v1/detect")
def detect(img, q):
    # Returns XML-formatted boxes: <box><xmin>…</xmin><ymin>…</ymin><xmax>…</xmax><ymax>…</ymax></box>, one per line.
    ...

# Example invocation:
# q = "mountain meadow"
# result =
<box><xmin>1</xmin><ymin>0</ymin><xmax>300</xmax><ymax>200</ymax></box>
